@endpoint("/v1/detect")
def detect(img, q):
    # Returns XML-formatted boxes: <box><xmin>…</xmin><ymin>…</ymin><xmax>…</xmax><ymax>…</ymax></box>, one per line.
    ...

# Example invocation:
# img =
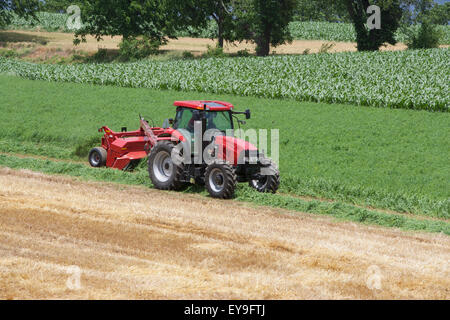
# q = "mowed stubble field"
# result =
<box><xmin>1</xmin><ymin>168</ymin><xmax>449</xmax><ymax>299</ymax></box>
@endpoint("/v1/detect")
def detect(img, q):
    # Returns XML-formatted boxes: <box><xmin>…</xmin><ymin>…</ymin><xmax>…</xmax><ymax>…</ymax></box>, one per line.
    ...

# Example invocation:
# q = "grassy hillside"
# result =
<box><xmin>0</xmin><ymin>75</ymin><xmax>448</xmax><ymax>219</ymax></box>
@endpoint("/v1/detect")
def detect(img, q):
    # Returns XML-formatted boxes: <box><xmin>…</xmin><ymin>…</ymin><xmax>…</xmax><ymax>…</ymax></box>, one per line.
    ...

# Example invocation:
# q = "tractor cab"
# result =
<box><xmin>174</xmin><ymin>108</ymin><xmax>234</xmax><ymax>134</ymax></box>
<box><xmin>168</xmin><ymin>101</ymin><xmax>250</xmax><ymax>135</ymax></box>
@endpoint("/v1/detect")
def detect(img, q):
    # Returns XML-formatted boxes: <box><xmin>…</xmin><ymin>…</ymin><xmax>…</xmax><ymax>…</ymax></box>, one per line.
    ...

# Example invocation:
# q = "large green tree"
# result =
<box><xmin>400</xmin><ymin>0</ymin><xmax>445</xmax><ymax>49</ymax></box>
<box><xmin>293</xmin><ymin>0</ymin><xmax>350</xmax><ymax>22</ymax></box>
<box><xmin>205</xmin><ymin>0</ymin><xmax>235</xmax><ymax>48</ymax></box>
<box><xmin>74</xmin><ymin>0</ymin><xmax>207</xmax><ymax>46</ymax></box>
<box><xmin>401</xmin><ymin>0</ymin><xmax>449</xmax><ymax>25</ymax></box>
<box><xmin>39</xmin><ymin>0</ymin><xmax>76</xmax><ymax>13</ymax></box>
<box><xmin>233</xmin><ymin>0</ymin><xmax>296</xmax><ymax>56</ymax></box>
<box><xmin>0</xmin><ymin>0</ymin><xmax>39</xmax><ymax>28</ymax></box>
<box><xmin>345</xmin><ymin>0</ymin><xmax>403</xmax><ymax>51</ymax></box>
<box><xmin>428</xmin><ymin>1</ymin><xmax>449</xmax><ymax>25</ymax></box>
<box><xmin>401</xmin><ymin>0</ymin><xmax>432</xmax><ymax>24</ymax></box>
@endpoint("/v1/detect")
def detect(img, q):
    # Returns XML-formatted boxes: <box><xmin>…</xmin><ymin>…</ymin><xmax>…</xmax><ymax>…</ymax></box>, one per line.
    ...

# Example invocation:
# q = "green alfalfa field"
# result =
<box><xmin>0</xmin><ymin>74</ymin><xmax>449</xmax><ymax>235</ymax></box>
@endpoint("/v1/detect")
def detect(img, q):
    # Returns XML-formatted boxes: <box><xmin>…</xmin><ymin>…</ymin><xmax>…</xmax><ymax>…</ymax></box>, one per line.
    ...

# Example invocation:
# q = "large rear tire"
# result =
<box><xmin>205</xmin><ymin>160</ymin><xmax>237</xmax><ymax>199</ymax></box>
<box><xmin>148</xmin><ymin>141</ymin><xmax>185</xmax><ymax>190</ymax></box>
<box><xmin>89</xmin><ymin>147</ymin><xmax>107</xmax><ymax>167</ymax></box>
<box><xmin>249</xmin><ymin>159</ymin><xmax>280</xmax><ymax>194</ymax></box>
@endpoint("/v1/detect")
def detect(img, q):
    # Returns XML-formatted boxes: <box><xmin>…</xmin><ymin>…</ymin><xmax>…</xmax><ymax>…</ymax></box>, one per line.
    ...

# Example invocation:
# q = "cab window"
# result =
<box><xmin>206</xmin><ymin>111</ymin><xmax>233</xmax><ymax>132</ymax></box>
<box><xmin>174</xmin><ymin>108</ymin><xmax>200</xmax><ymax>133</ymax></box>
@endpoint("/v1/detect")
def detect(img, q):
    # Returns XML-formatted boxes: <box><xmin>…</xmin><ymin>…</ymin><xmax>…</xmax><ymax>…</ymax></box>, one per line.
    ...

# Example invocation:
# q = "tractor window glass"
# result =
<box><xmin>206</xmin><ymin>111</ymin><xmax>233</xmax><ymax>132</ymax></box>
<box><xmin>174</xmin><ymin>109</ymin><xmax>200</xmax><ymax>133</ymax></box>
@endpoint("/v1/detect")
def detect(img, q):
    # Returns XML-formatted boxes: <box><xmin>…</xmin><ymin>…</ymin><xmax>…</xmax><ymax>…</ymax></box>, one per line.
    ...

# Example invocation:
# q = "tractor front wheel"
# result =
<box><xmin>249</xmin><ymin>160</ymin><xmax>280</xmax><ymax>194</ymax></box>
<box><xmin>89</xmin><ymin>147</ymin><xmax>107</xmax><ymax>167</ymax></box>
<box><xmin>148</xmin><ymin>141</ymin><xmax>185</xmax><ymax>191</ymax></box>
<box><xmin>205</xmin><ymin>161</ymin><xmax>237</xmax><ymax>199</ymax></box>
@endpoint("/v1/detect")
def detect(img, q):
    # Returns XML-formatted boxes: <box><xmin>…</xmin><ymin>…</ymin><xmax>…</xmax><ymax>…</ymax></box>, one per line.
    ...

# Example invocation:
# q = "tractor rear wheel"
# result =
<box><xmin>249</xmin><ymin>159</ymin><xmax>280</xmax><ymax>193</ymax></box>
<box><xmin>89</xmin><ymin>147</ymin><xmax>107</xmax><ymax>167</ymax></box>
<box><xmin>148</xmin><ymin>141</ymin><xmax>185</xmax><ymax>191</ymax></box>
<box><xmin>205</xmin><ymin>161</ymin><xmax>237</xmax><ymax>199</ymax></box>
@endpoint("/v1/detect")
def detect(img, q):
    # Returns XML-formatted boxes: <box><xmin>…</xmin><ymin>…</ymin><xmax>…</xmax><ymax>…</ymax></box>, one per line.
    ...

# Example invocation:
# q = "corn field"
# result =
<box><xmin>1</xmin><ymin>48</ymin><xmax>448</xmax><ymax>111</ymax></box>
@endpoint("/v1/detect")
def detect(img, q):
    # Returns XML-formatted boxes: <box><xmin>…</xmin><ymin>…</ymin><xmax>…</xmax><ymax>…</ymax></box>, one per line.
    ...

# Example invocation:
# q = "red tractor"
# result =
<box><xmin>89</xmin><ymin>101</ymin><xmax>279</xmax><ymax>199</ymax></box>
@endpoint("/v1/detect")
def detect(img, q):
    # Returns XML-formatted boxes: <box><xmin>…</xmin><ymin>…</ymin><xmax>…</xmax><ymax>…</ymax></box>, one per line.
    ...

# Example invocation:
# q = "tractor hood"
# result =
<box><xmin>169</xmin><ymin>129</ymin><xmax>260</xmax><ymax>165</ymax></box>
<box><xmin>214</xmin><ymin>135</ymin><xmax>258</xmax><ymax>165</ymax></box>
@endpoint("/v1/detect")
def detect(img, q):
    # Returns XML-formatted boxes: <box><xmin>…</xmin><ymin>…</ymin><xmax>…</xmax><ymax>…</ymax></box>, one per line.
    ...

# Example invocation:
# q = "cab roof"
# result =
<box><xmin>173</xmin><ymin>101</ymin><xmax>234</xmax><ymax>111</ymax></box>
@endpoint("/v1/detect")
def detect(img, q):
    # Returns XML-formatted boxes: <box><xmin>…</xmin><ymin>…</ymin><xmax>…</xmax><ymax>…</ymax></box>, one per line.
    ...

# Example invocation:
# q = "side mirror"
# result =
<box><xmin>245</xmin><ymin>109</ymin><xmax>251</xmax><ymax>120</ymax></box>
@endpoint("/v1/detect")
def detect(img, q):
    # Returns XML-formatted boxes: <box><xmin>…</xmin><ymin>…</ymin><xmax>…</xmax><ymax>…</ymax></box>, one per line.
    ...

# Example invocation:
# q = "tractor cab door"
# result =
<box><xmin>173</xmin><ymin>108</ymin><xmax>200</xmax><ymax>160</ymax></box>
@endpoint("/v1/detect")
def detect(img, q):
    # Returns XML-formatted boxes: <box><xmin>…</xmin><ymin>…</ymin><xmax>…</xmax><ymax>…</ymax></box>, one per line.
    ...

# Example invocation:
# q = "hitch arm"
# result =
<box><xmin>140</xmin><ymin>118</ymin><xmax>158</xmax><ymax>152</ymax></box>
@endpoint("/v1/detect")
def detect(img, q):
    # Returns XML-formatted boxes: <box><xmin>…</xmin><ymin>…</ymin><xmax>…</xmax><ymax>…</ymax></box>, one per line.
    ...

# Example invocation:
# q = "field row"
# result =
<box><xmin>288</xmin><ymin>21</ymin><xmax>450</xmax><ymax>44</ymax></box>
<box><xmin>0</xmin><ymin>75</ymin><xmax>448</xmax><ymax>219</ymax></box>
<box><xmin>5</xmin><ymin>12</ymin><xmax>69</xmax><ymax>33</ymax></box>
<box><xmin>6</xmin><ymin>12</ymin><xmax>450</xmax><ymax>44</ymax></box>
<box><xmin>1</xmin><ymin>49</ymin><xmax>448</xmax><ymax>111</ymax></box>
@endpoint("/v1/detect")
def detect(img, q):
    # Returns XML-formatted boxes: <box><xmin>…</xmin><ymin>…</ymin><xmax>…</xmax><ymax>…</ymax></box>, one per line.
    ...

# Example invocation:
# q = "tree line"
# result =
<box><xmin>1</xmin><ymin>0</ymin><xmax>448</xmax><ymax>56</ymax></box>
